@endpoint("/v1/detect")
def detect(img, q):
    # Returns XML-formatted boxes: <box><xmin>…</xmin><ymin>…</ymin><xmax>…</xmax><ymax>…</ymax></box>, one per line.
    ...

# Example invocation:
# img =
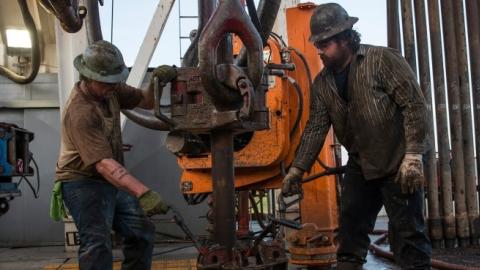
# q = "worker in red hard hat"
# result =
<box><xmin>282</xmin><ymin>3</ymin><xmax>432</xmax><ymax>270</ymax></box>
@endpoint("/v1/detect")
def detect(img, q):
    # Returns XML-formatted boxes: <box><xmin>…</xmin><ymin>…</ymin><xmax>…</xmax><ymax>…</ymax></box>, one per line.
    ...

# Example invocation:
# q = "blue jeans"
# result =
<box><xmin>62</xmin><ymin>179</ymin><xmax>155</xmax><ymax>270</ymax></box>
<box><xmin>337</xmin><ymin>159</ymin><xmax>432</xmax><ymax>270</ymax></box>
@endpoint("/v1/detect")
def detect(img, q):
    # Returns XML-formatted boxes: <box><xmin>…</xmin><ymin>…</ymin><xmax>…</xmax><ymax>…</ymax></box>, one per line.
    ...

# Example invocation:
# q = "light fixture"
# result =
<box><xmin>5</xmin><ymin>29</ymin><xmax>31</xmax><ymax>56</ymax></box>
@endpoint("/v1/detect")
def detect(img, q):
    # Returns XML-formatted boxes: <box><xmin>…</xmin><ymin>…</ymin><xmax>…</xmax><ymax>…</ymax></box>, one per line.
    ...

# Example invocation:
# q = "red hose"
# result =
<box><xmin>368</xmin><ymin>233</ymin><xmax>480</xmax><ymax>270</ymax></box>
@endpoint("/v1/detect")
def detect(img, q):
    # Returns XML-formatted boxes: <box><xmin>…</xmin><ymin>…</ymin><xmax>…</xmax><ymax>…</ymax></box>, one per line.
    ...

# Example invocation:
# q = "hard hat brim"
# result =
<box><xmin>74</xmin><ymin>54</ymin><xmax>129</xmax><ymax>84</ymax></box>
<box><xmin>309</xmin><ymin>17</ymin><xmax>359</xmax><ymax>44</ymax></box>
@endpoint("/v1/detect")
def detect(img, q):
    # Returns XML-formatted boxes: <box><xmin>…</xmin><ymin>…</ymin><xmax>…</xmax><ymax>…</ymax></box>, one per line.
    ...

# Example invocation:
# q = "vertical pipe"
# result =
<box><xmin>211</xmin><ymin>130</ymin><xmax>236</xmax><ymax>262</ymax></box>
<box><xmin>453</xmin><ymin>0</ymin><xmax>479</xmax><ymax>246</ymax></box>
<box><xmin>413</xmin><ymin>0</ymin><xmax>443</xmax><ymax>248</ymax></box>
<box><xmin>440</xmin><ymin>0</ymin><xmax>470</xmax><ymax>247</ymax></box>
<box><xmin>465</xmin><ymin>0</ymin><xmax>480</xmax><ymax>246</ymax></box>
<box><xmin>238</xmin><ymin>191</ymin><xmax>250</xmax><ymax>237</ymax></box>
<box><xmin>211</xmin><ymin>21</ymin><xmax>236</xmax><ymax>262</ymax></box>
<box><xmin>427</xmin><ymin>0</ymin><xmax>456</xmax><ymax>248</ymax></box>
<box><xmin>84</xmin><ymin>0</ymin><xmax>103</xmax><ymax>43</ymax></box>
<box><xmin>181</xmin><ymin>0</ymin><xmax>216</xmax><ymax>67</ymax></box>
<box><xmin>401</xmin><ymin>0</ymin><xmax>417</xmax><ymax>74</ymax></box>
<box><xmin>387</xmin><ymin>0</ymin><xmax>402</xmax><ymax>51</ymax></box>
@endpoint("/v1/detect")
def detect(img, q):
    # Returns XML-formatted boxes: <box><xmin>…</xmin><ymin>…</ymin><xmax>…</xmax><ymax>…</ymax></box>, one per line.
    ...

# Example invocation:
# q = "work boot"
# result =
<box><xmin>336</xmin><ymin>261</ymin><xmax>363</xmax><ymax>270</ymax></box>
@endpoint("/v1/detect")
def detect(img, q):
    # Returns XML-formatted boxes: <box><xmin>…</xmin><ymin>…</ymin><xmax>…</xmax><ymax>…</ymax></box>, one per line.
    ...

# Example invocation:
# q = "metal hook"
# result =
<box><xmin>198</xmin><ymin>0</ymin><xmax>263</xmax><ymax>110</ymax></box>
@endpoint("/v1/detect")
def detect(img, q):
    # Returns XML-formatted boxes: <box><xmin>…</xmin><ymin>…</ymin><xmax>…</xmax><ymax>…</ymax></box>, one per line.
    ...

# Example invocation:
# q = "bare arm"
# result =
<box><xmin>136</xmin><ymin>85</ymin><xmax>154</xmax><ymax>110</ymax></box>
<box><xmin>95</xmin><ymin>158</ymin><xmax>149</xmax><ymax>197</ymax></box>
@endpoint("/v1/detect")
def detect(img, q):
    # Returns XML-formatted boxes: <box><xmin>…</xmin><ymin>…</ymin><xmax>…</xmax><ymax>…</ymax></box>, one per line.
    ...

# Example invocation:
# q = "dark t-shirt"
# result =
<box><xmin>55</xmin><ymin>82</ymin><xmax>143</xmax><ymax>181</ymax></box>
<box><xmin>333</xmin><ymin>64</ymin><xmax>350</xmax><ymax>102</ymax></box>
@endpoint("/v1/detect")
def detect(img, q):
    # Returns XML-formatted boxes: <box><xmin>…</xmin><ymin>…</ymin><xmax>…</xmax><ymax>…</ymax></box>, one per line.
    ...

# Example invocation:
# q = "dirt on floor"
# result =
<box><xmin>432</xmin><ymin>246</ymin><xmax>480</xmax><ymax>267</ymax></box>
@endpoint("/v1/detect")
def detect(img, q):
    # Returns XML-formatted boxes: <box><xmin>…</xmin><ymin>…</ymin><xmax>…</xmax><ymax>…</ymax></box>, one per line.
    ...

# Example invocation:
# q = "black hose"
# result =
<box><xmin>30</xmin><ymin>153</ymin><xmax>40</xmax><ymax>196</ymax></box>
<box><xmin>289</xmin><ymin>47</ymin><xmax>313</xmax><ymax>89</ymax></box>
<box><xmin>21</xmin><ymin>176</ymin><xmax>38</xmax><ymax>198</ymax></box>
<box><xmin>0</xmin><ymin>0</ymin><xmax>40</xmax><ymax>84</ymax></box>
<box><xmin>269</xmin><ymin>32</ymin><xmax>287</xmax><ymax>48</ymax></box>
<box><xmin>234</xmin><ymin>0</ymin><xmax>282</xmax><ymax>66</ymax></box>
<box><xmin>246</xmin><ymin>0</ymin><xmax>264</xmax><ymax>42</ymax></box>
<box><xmin>287</xmin><ymin>77</ymin><xmax>304</xmax><ymax>138</ymax></box>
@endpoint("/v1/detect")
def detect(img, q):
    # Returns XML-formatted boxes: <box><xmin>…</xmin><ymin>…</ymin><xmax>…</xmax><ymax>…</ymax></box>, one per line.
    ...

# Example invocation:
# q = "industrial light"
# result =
<box><xmin>6</xmin><ymin>29</ymin><xmax>31</xmax><ymax>49</ymax></box>
<box><xmin>5</xmin><ymin>29</ymin><xmax>32</xmax><ymax>57</ymax></box>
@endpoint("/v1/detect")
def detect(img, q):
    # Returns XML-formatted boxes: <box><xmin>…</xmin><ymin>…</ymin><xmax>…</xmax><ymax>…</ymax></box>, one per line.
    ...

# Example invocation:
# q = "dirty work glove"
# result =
<box><xmin>150</xmin><ymin>65</ymin><xmax>177</xmax><ymax>86</ymax></box>
<box><xmin>395</xmin><ymin>153</ymin><xmax>424</xmax><ymax>194</ymax></box>
<box><xmin>138</xmin><ymin>190</ymin><xmax>170</xmax><ymax>217</ymax></box>
<box><xmin>281</xmin><ymin>167</ymin><xmax>305</xmax><ymax>197</ymax></box>
<box><xmin>49</xmin><ymin>181</ymin><xmax>67</xmax><ymax>221</ymax></box>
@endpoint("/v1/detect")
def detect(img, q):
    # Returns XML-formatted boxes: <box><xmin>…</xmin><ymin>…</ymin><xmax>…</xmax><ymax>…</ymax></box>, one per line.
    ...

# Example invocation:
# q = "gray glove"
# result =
<box><xmin>395</xmin><ymin>153</ymin><xmax>424</xmax><ymax>194</ymax></box>
<box><xmin>138</xmin><ymin>190</ymin><xmax>170</xmax><ymax>216</ymax></box>
<box><xmin>281</xmin><ymin>167</ymin><xmax>304</xmax><ymax>197</ymax></box>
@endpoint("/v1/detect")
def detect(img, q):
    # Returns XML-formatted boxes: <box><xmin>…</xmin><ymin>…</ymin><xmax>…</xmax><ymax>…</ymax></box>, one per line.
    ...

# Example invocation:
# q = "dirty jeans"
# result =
<box><xmin>337</xmin><ymin>159</ymin><xmax>432</xmax><ymax>270</ymax></box>
<box><xmin>62</xmin><ymin>179</ymin><xmax>155</xmax><ymax>270</ymax></box>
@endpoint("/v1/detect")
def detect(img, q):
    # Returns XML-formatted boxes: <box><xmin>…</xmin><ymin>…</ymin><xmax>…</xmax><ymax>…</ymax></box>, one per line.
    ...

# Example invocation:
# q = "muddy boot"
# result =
<box><xmin>336</xmin><ymin>261</ymin><xmax>363</xmax><ymax>270</ymax></box>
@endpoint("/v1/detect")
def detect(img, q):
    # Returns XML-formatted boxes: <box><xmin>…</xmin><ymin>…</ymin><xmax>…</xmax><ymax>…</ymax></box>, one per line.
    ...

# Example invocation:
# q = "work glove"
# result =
<box><xmin>281</xmin><ymin>167</ymin><xmax>305</xmax><ymax>197</ymax></box>
<box><xmin>150</xmin><ymin>65</ymin><xmax>177</xmax><ymax>86</ymax></box>
<box><xmin>395</xmin><ymin>153</ymin><xmax>424</xmax><ymax>194</ymax></box>
<box><xmin>49</xmin><ymin>182</ymin><xmax>67</xmax><ymax>221</ymax></box>
<box><xmin>138</xmin><ymin>190</ymin><xmax>170</xmax><ymax>217</ymax></box>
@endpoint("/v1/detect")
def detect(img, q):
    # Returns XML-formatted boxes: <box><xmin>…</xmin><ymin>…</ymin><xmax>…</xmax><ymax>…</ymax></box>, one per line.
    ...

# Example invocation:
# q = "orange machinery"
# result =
<box><xmin>175</xmin><ymin>3</ymin><xmax>339</xmax><ymax>267</ymax></box>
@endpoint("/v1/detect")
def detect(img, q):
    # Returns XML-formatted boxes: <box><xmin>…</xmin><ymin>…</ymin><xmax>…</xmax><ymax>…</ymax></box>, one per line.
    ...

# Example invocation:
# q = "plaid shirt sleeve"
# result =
<box><xmin>292</xmin><ymin>80</ymin><xmax>331</xmax><ymax>171</ymax></box>
<box><xmin>379</xmin><ymin>48</ymin><xmax>427</xmax><ymax>153</ymax></box>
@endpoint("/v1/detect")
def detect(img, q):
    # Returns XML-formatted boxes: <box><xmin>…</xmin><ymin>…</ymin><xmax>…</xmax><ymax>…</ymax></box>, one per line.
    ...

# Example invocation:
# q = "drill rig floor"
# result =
<box><xmin>2</xmin><ymin>216</ymin><xmax>478</xmax><ymax>269</ymax></box>
<box><xmin>0</xmin><ymin>243</ymin><xmax>400</xmax><ymax>270</ymax></box>
<box><xmin>0</xmin><ymin>217</ymin><xmax>405</xmax><ymax>270</ymax></box>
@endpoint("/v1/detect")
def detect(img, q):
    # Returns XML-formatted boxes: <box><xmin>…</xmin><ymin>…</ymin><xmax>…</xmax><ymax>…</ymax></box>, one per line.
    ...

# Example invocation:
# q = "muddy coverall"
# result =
<box><xmin>292</xmin><ymin>44</ymin><xmax>432</xmax><ymax>269</ymax></box>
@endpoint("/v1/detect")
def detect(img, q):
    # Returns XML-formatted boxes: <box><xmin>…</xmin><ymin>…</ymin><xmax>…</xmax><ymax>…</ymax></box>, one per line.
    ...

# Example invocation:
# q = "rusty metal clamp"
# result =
<box><xmin>153</xmin><ymin>77</ymin><xmax>177</xmax><ymax>129</ymax></box>
<box><xmin>198</xmin><ymin>0</ymin><xmax>263</xmax><ymax>110</ymax></box>
<box><xmin>215</xmin><ymin>64</ymin><xmax>255</xmax><ymax>119</ymax></box>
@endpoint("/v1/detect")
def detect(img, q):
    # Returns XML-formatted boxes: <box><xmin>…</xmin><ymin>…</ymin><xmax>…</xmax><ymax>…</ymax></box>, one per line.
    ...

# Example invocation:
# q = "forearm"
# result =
<box><xmin>292</xmin><ymin>122</ymin><xmax>329</xmax><ymax>171</ymax></box>
<box><xmin>137</xmin><ymin>86</ymin><xmax>154</xmax><ymax>110</ymax></box>
<box><xmin>292</xmin><ymin>91</ymin><xmax>330</xmax><ymax>171</ymax></box>
<box><xmin>95</xmin><ymin>158</ymin><xmax>149</xmax><ymax>197</ymax></box>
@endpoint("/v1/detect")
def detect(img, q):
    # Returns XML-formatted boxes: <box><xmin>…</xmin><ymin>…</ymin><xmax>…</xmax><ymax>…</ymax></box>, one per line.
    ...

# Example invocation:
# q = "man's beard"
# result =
<box><xmin>320</xmin><ymin>48</ymin><xmax>349</xmax><ymax>70</ymax></box>
<box><xmin>320</xmin><ymin>54</ymin><xmax>334</xmax><ymax>68</ymax></box>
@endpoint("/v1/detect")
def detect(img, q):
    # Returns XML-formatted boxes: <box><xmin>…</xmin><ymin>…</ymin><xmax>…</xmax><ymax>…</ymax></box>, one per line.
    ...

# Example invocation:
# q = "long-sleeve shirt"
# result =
<box><xmin>292</xmin><ymin>44</ymin><xmax>428</xmax><ymax>180</ymax></box>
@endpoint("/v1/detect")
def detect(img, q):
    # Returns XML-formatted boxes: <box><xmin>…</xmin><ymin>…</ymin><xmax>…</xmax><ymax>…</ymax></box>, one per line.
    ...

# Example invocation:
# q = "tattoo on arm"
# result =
<box><xmin>110</xmin><ymin>166</ymin><xmax>129</xmax><ymax>180</ymax></box>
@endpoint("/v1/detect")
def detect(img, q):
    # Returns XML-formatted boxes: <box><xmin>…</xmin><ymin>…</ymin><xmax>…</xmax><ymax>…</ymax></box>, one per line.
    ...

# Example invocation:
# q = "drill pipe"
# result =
<box><xmin>440</xmin><ymin>0</ymin><xmax>470</xmax><ymax>247</ymax></box>
<box><xmin>453</xmin><ymin>0</ymin><xmax>479</xmax><ymax>246</ymax></box>
<box><xmin>211</xmin><ymin>130</ymin><xmax>236</xmax><ymax>263</ymax></box>
<box><xmin>413</xmin><ymin>0</ymin><xmax>442</xmax><ymax>248</ymax></box>
<box><xmin>427</xmin><ymin>0</ymin><xmax>456</xmax><ymax>248</ymax></box>
<box><xmin>468</xmin><ymin>0</ymin><xmax>480</xmax><ymax>241</ymax></box>
<box><xmin>400</xmin><ymin>0</ymin><xmax>416</xmax><ymax>74</ymax></box>
<box><xmin>387</xmin><ymin>0</ymin><xmax>401</xmax><ymax>51</ymax></box>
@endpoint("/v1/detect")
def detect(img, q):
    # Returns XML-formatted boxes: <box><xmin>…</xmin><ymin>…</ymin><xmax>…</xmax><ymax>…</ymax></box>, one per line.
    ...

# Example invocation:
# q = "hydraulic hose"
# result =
<box><xmin>234</xmin><ymin>0</ymin><xmax>282</xmax><ymax>67</ymax></box>
<box><xmin>289</xmin><ymin>47</ymin><xmax>313</xmax><ymax>89</ymax></box>
<box><xmin>0</xmin><ymin>0</ymin><xmax>40</xmax><ymax>84</ymax></box>
<box><xmin>38</xmin><ymin>0</ymin><xmax>85</xmax><ymax>33</ymax></box>
<box><xmin>369</xmin><ymin>232</ymin><xmax>480</xmax><ymax>270</ymax></box>
<box><xmin>287</xmin><ymin>76</ymin><xmax>303</xmax><ymax>138</ymax></box>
